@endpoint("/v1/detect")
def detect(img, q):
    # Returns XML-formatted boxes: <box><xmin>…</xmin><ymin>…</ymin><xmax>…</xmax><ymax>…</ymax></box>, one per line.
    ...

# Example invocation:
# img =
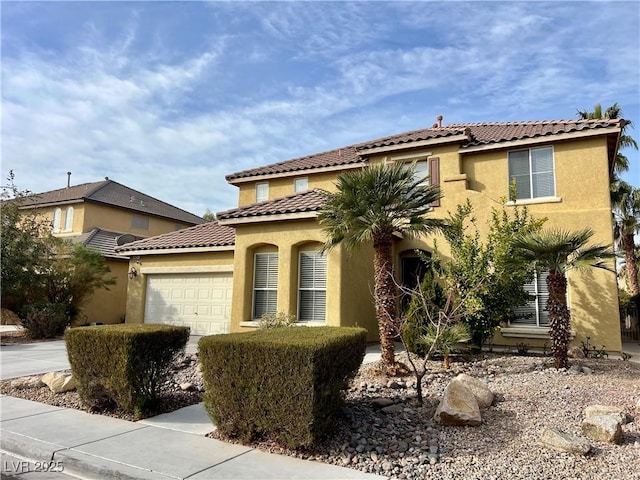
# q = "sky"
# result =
<box><xmin>2</xmin><ymin>1</ymin><xmax>639</xmax><ymax>218</ymax></box>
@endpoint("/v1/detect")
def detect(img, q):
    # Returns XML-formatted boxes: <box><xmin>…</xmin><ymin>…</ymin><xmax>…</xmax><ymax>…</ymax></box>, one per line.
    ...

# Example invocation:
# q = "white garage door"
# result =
<box><xmin>144</xmin><ymin>272</ymin><xmax>233</xmax><ymax>335</ymax></box>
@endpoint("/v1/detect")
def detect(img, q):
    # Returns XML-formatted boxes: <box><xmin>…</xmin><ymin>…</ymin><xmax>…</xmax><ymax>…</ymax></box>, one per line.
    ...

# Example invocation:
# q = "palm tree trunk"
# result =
<box><xmin>621</xmin><ymin>232</ymin><xmax>639</xmax><ymax>296</ymax></box>
<box><xmin>373</xmin><ymin>232</ymin><xmax>397</xmax><ymax>368</ymax></box>
<box><xmin>546</xmin><ymin>271</ymin><xmax>571</xmax><ymax>369</ymax></box>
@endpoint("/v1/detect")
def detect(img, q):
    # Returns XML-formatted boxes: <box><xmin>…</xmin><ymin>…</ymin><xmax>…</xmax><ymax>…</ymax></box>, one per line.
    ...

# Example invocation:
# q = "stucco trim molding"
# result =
<box><xmin>141</xmin><ymin>265</ymin><xmax>234</xmax><ymax>274</ymax></box>
<box><xmin>506</xmin><ymin>196</ymin><xmax>562</xmax><ymax>206</ymax></box>
<box><xmin>121</xmin><ymin>246</ymin><xmax>235</xmax><ymax>256</ymax></box>
<box><xmin>500</xmin><ymin>326</ymin><xmax>576</xmax><ymax>340</ymax></box>
<box><xmin>218</xmin><ymin>211</ymin><xmax>319</xmax><ymax>225</ymax></box>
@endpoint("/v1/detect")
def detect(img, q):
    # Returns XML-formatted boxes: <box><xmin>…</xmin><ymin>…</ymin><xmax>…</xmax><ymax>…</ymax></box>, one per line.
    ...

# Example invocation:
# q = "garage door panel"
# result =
<box><xmin>144</xmin><ymin>272</ymin><xmax>232</xmax><ymax>335</ymax></box>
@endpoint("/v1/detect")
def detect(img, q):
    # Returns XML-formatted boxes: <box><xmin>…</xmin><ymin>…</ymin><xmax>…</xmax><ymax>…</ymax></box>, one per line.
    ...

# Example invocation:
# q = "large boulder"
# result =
<box><xmin>434</xmin><ymin>380</ymin><xmax>481</xmax><ymax>426</ymax></box>
<box><xmin>0</xmin><ymin>309</ymin><xmax>21</xmax><ymax>326</ymax></box>
<box><xmin>538</xmin><ymin>427</ymin><xmax>591</xmax><ymax>455</ymax></box>
<box><xmin>42</xmin><ymin>372</ymin><xmax>76</xmax><ymax>394</ymax></box>
<box><xmin>584</xmin><ymin>405</ymin><xmax>627</xmax><ymax>424</ymax></box>
<box><xmin>451</xmin><ymin>374</ymin><xmax>494</xmax><ymax>409</ymax></box>
<box><xmin>581</xmin><ymin>414</ymin><xmax>623</xmax><ymax>444</ymax></box>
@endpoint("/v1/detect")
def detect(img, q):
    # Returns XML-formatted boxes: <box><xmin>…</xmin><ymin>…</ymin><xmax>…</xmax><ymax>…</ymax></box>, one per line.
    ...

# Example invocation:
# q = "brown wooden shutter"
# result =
<box><xmin>429</xmin><ymin>157</ymin><xmax>440</xmax><ymax>207</ymax></box>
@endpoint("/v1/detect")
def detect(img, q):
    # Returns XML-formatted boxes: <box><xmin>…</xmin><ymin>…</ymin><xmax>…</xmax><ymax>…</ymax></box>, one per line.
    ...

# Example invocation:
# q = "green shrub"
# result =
<box><xmin>21</xmin><ymin>302</ymin><xmax>70</xmax><ymax>339</ymax></box>
<box><xmin>199</xmin><ymin>326</ymin><xmax>366</xmax><ymax>448</ymax></box>
<box><xmin>65</xmin><ymin>323</ymin><xmax>189</xmax><ymax>417</ymax></box>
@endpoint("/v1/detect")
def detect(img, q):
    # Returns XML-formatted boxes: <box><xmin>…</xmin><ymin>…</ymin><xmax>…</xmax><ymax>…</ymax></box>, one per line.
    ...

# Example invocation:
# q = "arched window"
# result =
<box><xmin>298</xmin><ymin>251</ymin><xmax>326</xmax><ymax>322</ymax></box>
<box><xmin>64</xmin><ymin>207</ymin><xmax>74</xmax><ymax>231</ymax></box>
<box><xmin>52</xmin><ymin>208</ymin><xmax>62</xmax><ymax>232</ymax></box>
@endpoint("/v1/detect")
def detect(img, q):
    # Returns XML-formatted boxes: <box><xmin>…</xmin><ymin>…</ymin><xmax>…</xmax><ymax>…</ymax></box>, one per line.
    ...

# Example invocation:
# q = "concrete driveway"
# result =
<box><xmin>0</xmin><ymin>334</ymin><xmax>201</xmax><ymax>381</ymax></box>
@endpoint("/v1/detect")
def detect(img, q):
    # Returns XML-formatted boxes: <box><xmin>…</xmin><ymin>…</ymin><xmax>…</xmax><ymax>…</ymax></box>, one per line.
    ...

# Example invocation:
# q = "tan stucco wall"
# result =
<box><xmin>82</xmin><ymin>203</ymin><xmax>194</xmax><ymax>236</ymax></box>
<box><xmin>237</xmin><ymin>171</ymin><xmax>342</xmax><ymax>207</ymax></box>
<box><xmin>78</xmin><ymin>260</ymin><xmax>128</xmax><ymax>325</ymax></box>
<box><xmin>230</xmin><ymin>220</ymin><xmax>379</xmax><ymax>341</ymax></box>
<box><xmin>124</xmin><ymin>250</ymin><xmax>235</xmax><ymax>324</ymax></box>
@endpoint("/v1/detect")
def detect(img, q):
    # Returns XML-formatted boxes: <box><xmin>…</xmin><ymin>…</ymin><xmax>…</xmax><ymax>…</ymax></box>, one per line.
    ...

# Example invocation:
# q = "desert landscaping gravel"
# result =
<box><xmin>2</xmin><ymin>352</ymin><xmax>639</xmax><ymax>480</ymax></box>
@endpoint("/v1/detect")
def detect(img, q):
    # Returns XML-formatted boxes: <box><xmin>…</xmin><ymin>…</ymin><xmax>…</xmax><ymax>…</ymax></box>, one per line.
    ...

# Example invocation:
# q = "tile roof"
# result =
<box><xmin>20</xmin><ymin>180</ymin><xmax>204</xmax><ymax>225</ymax></box>
<box><xmin>68</xmin><ymin>228</ymin><xmax>142</xmax><ymax>260</ymax></box>
<box><xmin>115</xmin><ymin>222</ymin><xmax>235</xmax><ymax>253</ymax></box>
<box><xmin>217</xmin><ymin>189</ymin><xmax>327</xmax><ymax>222</ymax></box>
<box><xmin>226</xmin><ymin>118</ymin><xmax>622</xmax><ymax>181</ymax></box>
<box><xmin>225</xmin><ymin>147</ymin><xmax>364</xmax><ymax>182</ymax></box>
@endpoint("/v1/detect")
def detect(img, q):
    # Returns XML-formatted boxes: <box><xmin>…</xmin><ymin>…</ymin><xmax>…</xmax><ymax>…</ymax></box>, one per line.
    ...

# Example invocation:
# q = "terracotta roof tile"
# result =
<box><xmin>21</xmin><ymin>180</ymin><xmax>204</xmax><ymax>225</ymax></box>
<box><xmin>217</xmin><ymin>189</ymin><xmax>326</xmax><ymax>221</ymax></box>
<box><xmin>225</xmin><ymin>119</ymin><xmax>622</xmax><ymax>181</ymax></box>
<box><xmin>116</xmin><ymin>222</ymin><xmax>235</xmax><ymax>253</ymax></box>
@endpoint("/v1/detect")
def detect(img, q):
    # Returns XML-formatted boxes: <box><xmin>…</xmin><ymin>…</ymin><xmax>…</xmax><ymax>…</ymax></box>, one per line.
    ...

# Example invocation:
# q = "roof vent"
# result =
<box><xmin>67</xmin><ymin>172</ymin><xmax>71</xmax><ymax>188</ymax></box>
<box><xmin>437</xmin><ymin>115</ymin><xmax>443</xmax><ymax>128</ymax></box>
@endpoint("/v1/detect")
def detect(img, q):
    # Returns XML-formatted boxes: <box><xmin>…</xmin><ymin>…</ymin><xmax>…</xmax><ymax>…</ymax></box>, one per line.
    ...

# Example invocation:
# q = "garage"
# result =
<box><xmin>144</xmin><ymin>272</ymin><xmax>233</xmax><ymax>336</ymax></box>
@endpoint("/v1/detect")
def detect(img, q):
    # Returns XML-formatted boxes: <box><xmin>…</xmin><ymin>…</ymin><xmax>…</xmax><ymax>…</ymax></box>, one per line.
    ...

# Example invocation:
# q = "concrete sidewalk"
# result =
<box><xmin>1</xmin><ymin>396</ymin><xmax>386</xmax><ymax>480</ymax></box>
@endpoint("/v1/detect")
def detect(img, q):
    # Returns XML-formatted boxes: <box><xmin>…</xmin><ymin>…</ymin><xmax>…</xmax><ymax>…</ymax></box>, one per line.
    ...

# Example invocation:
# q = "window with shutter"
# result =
<box><xmin>512</xmin><ymin>270</ymin><xmax>550</xmax><ymax>327</ymax></box>
<box><xmin>298</xmin><ymin>251</ymin><xmax>326</xmax><ymax>322</ymax></box>
<box><xmin>253</xmin><ymin>253</ymin><xmax>278</xmax><ymax>319</ymax></box>
<box><xmin>508</xmin><ymin>147</ymin><xmax>555</xmax><ymax>200</ymax></box>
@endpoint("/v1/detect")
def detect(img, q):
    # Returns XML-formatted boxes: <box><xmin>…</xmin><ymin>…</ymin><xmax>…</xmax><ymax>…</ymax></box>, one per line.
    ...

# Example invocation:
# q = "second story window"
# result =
<box><xmin>509</xmin><ymin>146</ymin><xmax>555</xmax><ymax>200</ymax></box>
<box><xmin>256</xmin><ymin>182</ymin><xmax>269</xmax><ymax>202</ymax></box>
<box><xmin>294</xmin><ymin>177</ymin><xmax>308</xmax><ymax>193</ymax></box>
<box><xmin>64</xmin><ymin>207</ymin><xmax>74</xmax><ymax>232</ymax></box>
<box><xmin>52</xmin><ymin>208</ymin><xmax>62</xmax><ymax>233</ymax></box>
<box><xmin>131</xmin><ymin>214</ymin><xmax>149</xmax><ymax>231</ymax></box>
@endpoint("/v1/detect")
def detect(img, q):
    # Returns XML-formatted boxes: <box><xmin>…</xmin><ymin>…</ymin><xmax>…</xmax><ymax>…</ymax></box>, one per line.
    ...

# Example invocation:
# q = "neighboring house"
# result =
<box><xmin>21</xmin><ymin>178</ymin><xmax>204</xmax><ymax>324</ymax></box>
<box><xmin>118</xmin><ymin>118</ymin><xmax>624</xmax><ymax>352</ymax></box>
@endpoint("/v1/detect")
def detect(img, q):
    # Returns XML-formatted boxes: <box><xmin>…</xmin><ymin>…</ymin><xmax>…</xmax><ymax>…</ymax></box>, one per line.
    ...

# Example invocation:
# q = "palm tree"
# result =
<box><xmin>576</xmin><ymin>103</ymin><xmax>638</xmax><ymax>175</ymax></box>
<box><xmin>319</xmin><ymin>161</ymin><xmax>443</xmax><ymax>370</ymax></box>
<box><xmin>511</xmin><ymin>228</ymin><xmax>614</xmax><ymax>369</ymax></box>
<box><xmin>613</xmin><ymin>182</ymin><xmax>640</xmax><ymax>296</ymax></box>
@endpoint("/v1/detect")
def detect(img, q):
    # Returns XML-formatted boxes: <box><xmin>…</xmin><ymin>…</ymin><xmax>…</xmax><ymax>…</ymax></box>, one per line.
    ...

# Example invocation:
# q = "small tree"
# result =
<box><xmin>441</xmin><ymin>197</ymin><xmax>545</xmax><ymax>348</ymax></box>
<box><xmin>1</xmin><ymin>171</ymin><xmax>52</xmax><ymax>310</ymax></box>
<box><xmin>511</xmin><ymin>228</ymin><xmax>615</xmax><ymax>369</ymax></box>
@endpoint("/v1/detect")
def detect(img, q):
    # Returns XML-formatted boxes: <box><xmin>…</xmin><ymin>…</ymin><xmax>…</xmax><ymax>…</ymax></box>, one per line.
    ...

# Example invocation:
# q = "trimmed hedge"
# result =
<box><xmin>65</xmin><ymin>323</ymin><xmax>189</xmax><ymax>416</ymax></box>
<box><xmin>199</xmin><ymin>326</ymin><xmax>367</xmax><ymax>448</ymax></box>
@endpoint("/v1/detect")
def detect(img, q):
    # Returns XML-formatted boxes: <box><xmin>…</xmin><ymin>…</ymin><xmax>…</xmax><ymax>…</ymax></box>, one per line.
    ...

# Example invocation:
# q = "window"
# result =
<box><xmin>253</xmin><ymin>253</ymin><xmax>278</xmax><ymax>319</ymax></box>
<box><xmin>294</xmin><ymin>177</ymin><xmax>308</xmax><ymax>193</ymax></box>
<box><xmin>404</xmin><ymin>157</ymin><xmax>440</xmax><ymax>207</ymax></box>
<box><xmin>256</xmin><ymin>182</ymin><xmax>269</xmax><ymax>202</ymax></box>
<box><xmin>512</xmin><ymin>271</ymin><xmax>550</xmax><ymax>327</ymax></box>
<box><xmin>508</xmin><ymin>146</ymin><xmax>555</xmax><ymax>200</ymax></box>
<box><xmin>64</xmin><ymin>207</ymin><xmax>74</xmax><ymax>231</ymax></box>
<box><xmin>412</xmin><ymin>161</ymin><xmax>429</xmax><ymax>185</ymax></box>
<box><xmin>131</xmin><ymin>215</ymin><xmax>149</xmax><ymax>230</ymax></box>
<box><xmin>52</xmin><ymin>208</ymin><xmax>62</xmax><ymax>232</ymax></box>
<box><xmin>298</xmin><ymin>251</ymin><xmax>326</xmax><ymax>322</ymax></box>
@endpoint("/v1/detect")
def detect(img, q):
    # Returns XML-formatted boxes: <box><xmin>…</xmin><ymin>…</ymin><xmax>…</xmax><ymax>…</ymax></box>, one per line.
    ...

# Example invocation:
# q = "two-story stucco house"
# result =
<box><xmin>20</xmin><ymin>178</ymin><xmax>204</xmax><ymax>325</ymax></box>
<box><xmin>118</xmin><ymin>118</ymin><xmax>624</xmax><ymax>352</ymax></box>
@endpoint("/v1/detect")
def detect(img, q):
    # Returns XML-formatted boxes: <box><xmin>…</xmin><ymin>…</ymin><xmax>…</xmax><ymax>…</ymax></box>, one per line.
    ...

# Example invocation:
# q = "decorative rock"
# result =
<box><xmin>581</xmin><ymin>414</ymin><xmax>623</xmax><ymax>444</ymax></box>
<box><xmin>370</xmin><ymin>397</ymin><xmax>395</xmax><ymax>409</ymax></box>
<box><xmin>434</xmin><ymin>381</ymin><xmax>482</xmax><ymax>426</ymax></box>
<box><xmin>538</xmin><ymin>427</ymin><xmax>591</xmax><ymax>455</ymax></box>
<box><xmin>568</xmin><ymin>346</ymin><xmax>586</xmax><ymax>359</ymax></box>
<box><xmin>381</xmin><ymin>404</ymin><xmax>404</xmax><ymax>414</ymax></box>
<box><xmin>10</xmin><ymin>376</ymin><xmax>44</xmax><ymax>389</ymax></box>
<box><xmin>451</xmin><ymin>373</ymin><xmax>494</xmax><ymax>409</ymax></box>
<box><xmin>582</xmin><ymin>366</ymin><xmax>593</xmax><ymax>375</ymax></box>
<box><xmin>179</xmin><ymin>382</ymin><xmax>195</xmax><ymax>391</ymax></box>
<box><xmin>585</xmin><ymin>405</ymin><xmax>627</xmax><ymax>424</ymax></box>
<box><xmin>41</xmin><ymin>372</ymin><xmax>75</xmax><ymax>394</ymax></box>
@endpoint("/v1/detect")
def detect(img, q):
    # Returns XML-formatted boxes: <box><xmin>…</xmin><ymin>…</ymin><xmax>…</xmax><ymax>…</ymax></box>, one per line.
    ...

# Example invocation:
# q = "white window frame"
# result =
<box><xmin>52</xmin><ymin>208</ymin><xmax>62</xmax><ymax>233</ymax></box>
<box><xmin>256</xmin><ymin>182</ymin><xmax>269</xmax><ymax>202</ymax></box>
<box><xmin>252</xmin><ymin>252</ymin><xmax>278</xmax><ymax>320</ymax></box>
<box><xmin>508</xmin><ymin>146</ymin><xmax>556</xmax><ymax>200</ymax></box>
<box><xmin>64</xmin><ymin>206</ymin><xmax>74</xmax><ymax>232</ymax></box>
<box><xmin>297</xmin><ymin>251</ymin><xmax>326</xmax><ymax>322</ymax></box>
<box><xmin>511</xmin><ymin>271</ymin><xmax>550</xmax><ymax>328</ymax></box>
<box><xmin>294</xmin><ymin>177</ymin><xmax>309</xmax><ymax>193</ymax></box>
